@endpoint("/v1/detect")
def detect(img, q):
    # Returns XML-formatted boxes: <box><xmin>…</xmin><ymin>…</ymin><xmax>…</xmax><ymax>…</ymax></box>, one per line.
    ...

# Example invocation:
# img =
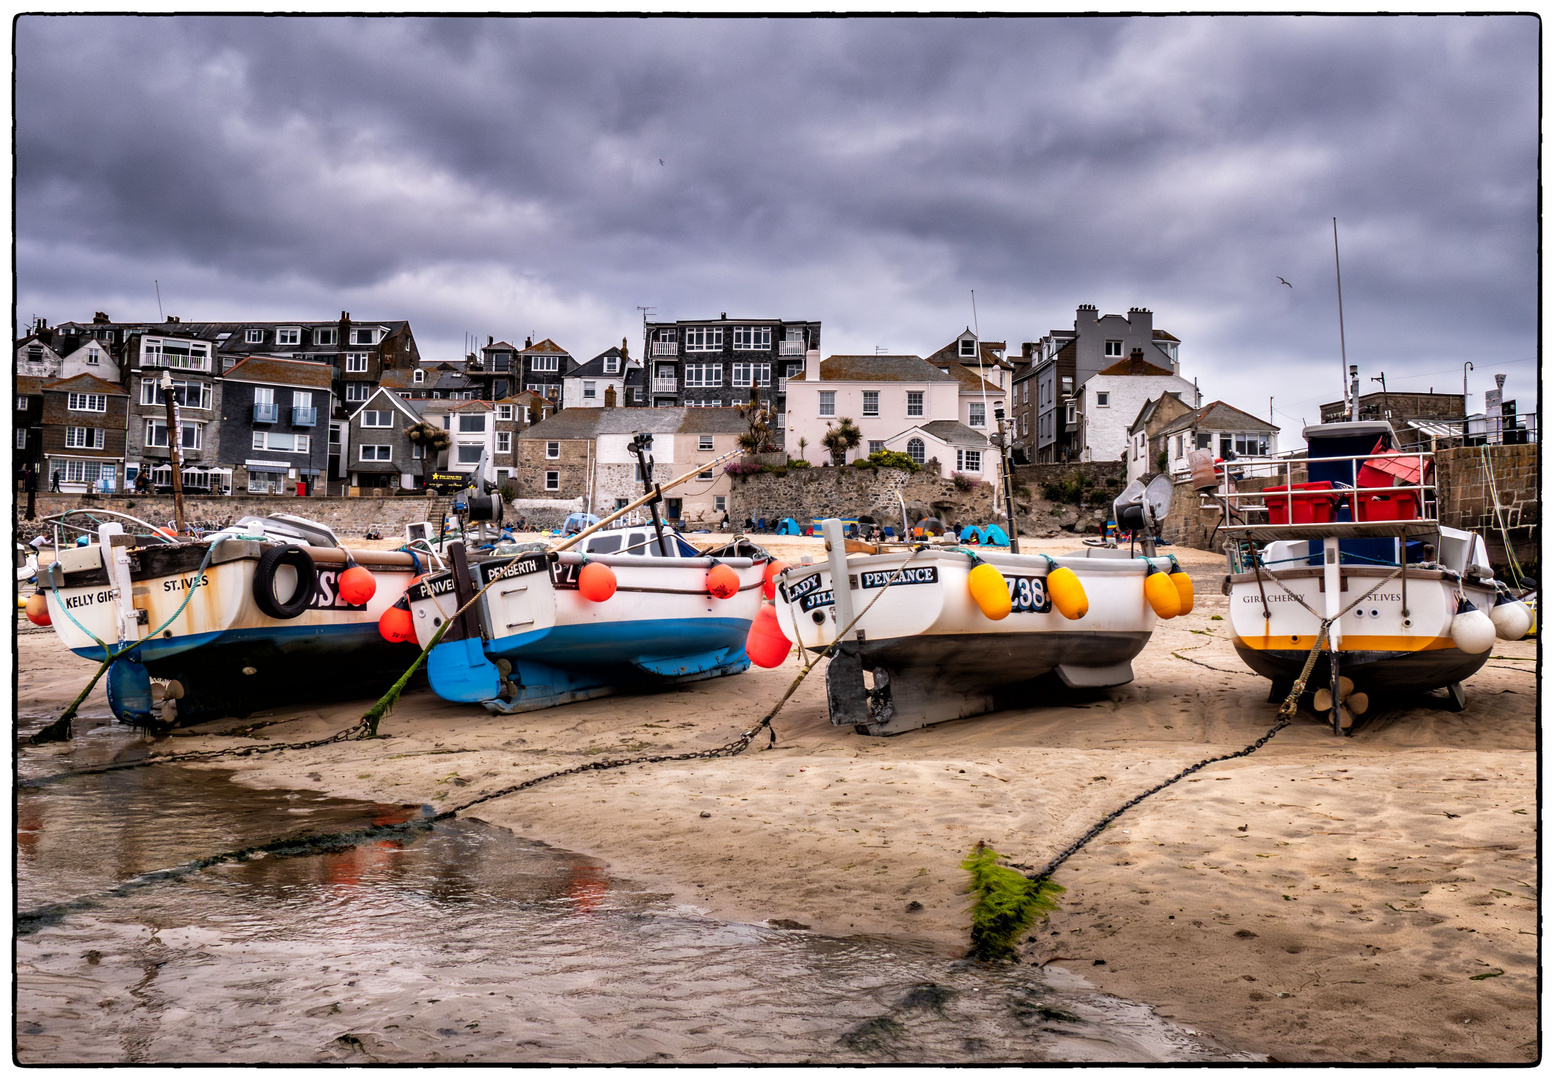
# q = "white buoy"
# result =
<box><xmin>1450</xmin><ymin>606</ymin><xmax>1496</xmax><ymax>654</ymax></box>
<box><xmin>1490</xmin><ymin>600</ymin><xmax>1532</xmax><ymax>641</ymax></box>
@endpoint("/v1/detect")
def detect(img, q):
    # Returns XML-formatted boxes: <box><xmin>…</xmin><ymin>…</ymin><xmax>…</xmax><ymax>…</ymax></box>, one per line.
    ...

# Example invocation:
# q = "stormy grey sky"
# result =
<box><xmin>15</xmin><ymin>14</ymin><xmax>1540</xmax><ymax>428</ymax></box>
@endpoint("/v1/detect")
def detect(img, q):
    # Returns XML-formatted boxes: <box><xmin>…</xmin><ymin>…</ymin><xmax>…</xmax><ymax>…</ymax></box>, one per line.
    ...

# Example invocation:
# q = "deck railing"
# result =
<box><xmin>1200</xmin><ymin>449</ymin><xmax>1437</xmax><ymax>530</ymax></box>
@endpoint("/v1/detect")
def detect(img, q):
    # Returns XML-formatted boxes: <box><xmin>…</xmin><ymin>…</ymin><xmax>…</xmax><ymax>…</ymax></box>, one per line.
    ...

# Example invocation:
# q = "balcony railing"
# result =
<box><xmin>652</xmin><ymin>377</ymin><xmax>679</xmax><ymax>393</ymax></box>
<box><xmin>651</xmin><ymin>342</ymin><xmax>679</xmax><ymax>357</ymax></box>
<box><xmin>291</xmin><ymin>406</ymin><xmax>317</xmax><ymax>427</ymax></box>
<box><xmin>778</xmin><ymin>340</ymin><xmax>805</xmax><ymax>356</ymax></box>
<box><xmin>253</xmin><ymin>402</ymin><xmax>279</xmax><ymax>423</ymax></box>
<box><xmin>777</xmin><ymin>377</ymin><xmax>789</xmax><ymax>393</ymax></box>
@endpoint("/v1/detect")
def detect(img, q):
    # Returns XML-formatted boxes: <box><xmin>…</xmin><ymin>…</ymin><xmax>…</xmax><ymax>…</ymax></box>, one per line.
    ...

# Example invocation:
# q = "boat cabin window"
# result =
<box><xmin>588</xmin><ymin>534</ymin><xmax>622</xmax><ymax>554</ymax></box>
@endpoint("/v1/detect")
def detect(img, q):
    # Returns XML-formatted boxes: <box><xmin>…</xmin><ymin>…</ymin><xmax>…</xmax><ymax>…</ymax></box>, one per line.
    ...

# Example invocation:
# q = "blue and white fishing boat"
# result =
<box><xmin>405</xmin><ymin>524</ymin><xmax>768</xmax><ymax>713</ymax></box>
<box><xmin>403</xmin><ymin>432</ymin><xmax>768</xmax><ymax>713</ymax></box>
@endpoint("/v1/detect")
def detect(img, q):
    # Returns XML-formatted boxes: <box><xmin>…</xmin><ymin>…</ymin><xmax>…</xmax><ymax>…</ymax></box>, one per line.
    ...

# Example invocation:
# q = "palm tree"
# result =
<box><xmin>403</xmin><ymin>422</ymin><xmax>453</xmax><ymax>489</ymax></box>
<box><xmin>821</xmin><ymin>417</ymin><xmax>862</xmax><ymax>466</ymax></box>
<box><xmin>736</xmin><ymin>384</ymin><xmax>771</xmax><ymax>454</ymax></box>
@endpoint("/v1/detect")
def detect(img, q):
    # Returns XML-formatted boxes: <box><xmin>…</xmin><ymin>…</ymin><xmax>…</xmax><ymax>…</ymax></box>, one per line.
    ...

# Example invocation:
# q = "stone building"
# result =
<box><xmin>562</xmin><ymin>341</ymin><xmax>637</xmax><ymax>409</ymax></box>
<box><xmin>14</xmin><ymin>375</ymin><xmax>48</xmax><ymax>483</ymax></box>
<box><xmin>121</xmin><ymin>332</ymin><xmax>226</xmax><ymax>494</ymax></box>
<box><xmin>517</xmin><ymin>407</ymin><xmax>746</xmax><ymax>524</ymax></box>
<box><xmin>343</xmin><ymin>387</ymin><xmax>426</xmax><ymax>493</ymax></box>
<box><xmin>1156</xmin><ymin>400</ymin><xmax>1279</xmax><ymax>476</ymax></box>
<box><xmin>1075</xmin><ymin>348</ymin><xmax>1199</xmax><ymax>465</ymax></box>
<box><xmin>1124</xmin><ymin>391</ymin><xmax>1196</xmax><ymax>482</ymax></box>
<box><xmin>514</xmin><ymin>337</ymin><xmax>574</xmax><ymax>404</ymax></box>
<box><xmin>1318</xmin><ymin>391</ymin><xmax>1465</xmax><ymax>428</ymax></box>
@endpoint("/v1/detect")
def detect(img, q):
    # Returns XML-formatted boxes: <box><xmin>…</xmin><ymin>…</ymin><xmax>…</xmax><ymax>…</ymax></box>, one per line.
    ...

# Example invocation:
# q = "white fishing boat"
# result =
<box><xmin>31</xmin><ymin>511</ymin><xmax>424</xmax><ymax>726</ymax></box>
<box><xmin>404</xmin><ymin>524</ymin><xmax>769</xmax><ymax>713</ymax></box>
<box><xmin>1213</xmin><ymin>420</ymin><xmax>1529</xmax><ymax>731</ymax></box>
<box><xmin>772</xmin><ymin>482</ymin><xmax>1185</xmax><ymax>736</ymax></box>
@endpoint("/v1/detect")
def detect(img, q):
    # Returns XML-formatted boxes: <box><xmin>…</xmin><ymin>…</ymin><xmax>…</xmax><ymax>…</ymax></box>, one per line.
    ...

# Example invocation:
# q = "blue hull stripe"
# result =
<box><xmin>482</xmin><ymin>617</ymin><xmax>752</xmax><ymax>668</ymax></box>
<box><xmin>69</xmin><ymin>621</ymin><xmax>389</xmax><ymax>665</ymax></box>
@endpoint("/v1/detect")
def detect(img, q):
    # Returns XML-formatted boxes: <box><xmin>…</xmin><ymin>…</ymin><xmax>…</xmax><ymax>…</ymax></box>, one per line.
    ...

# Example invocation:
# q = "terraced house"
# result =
<box><xmin>218</xmin><ymin>357</ymin><xmax>334</xmax><ymax>495</ymax></box>
<box><xmin>642</xmin><ymin>314</ymin><xmax>820</xmax><ymax>430</ymax></box>
<box><xmin>41</xmin><ymin>373</ymin><xmax>129</xmax><ymax>493</ymax></box>
<box><xmin>121</xmin><ymin>331</ymin><xmax>225</xmax><ymax>493</ymax></box>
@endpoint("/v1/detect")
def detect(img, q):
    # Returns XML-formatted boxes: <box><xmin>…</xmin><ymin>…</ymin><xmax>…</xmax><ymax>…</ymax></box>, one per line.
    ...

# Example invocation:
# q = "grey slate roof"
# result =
<box><xmin>787</xmin><ymin>355</ymin><xmax>955</xmax><ymax>383</ymax></box>
<box><xmin>520</xmin><ymin>406</ymin><xmax>745</xmax><ymax>440</ymax></box>
<box><xmin>1156</xmin><ymin>400</ymin><xmax>1279</xmax><ymax>437</ymax></box>
<box><xmin>913</xmin><ymin>420</ymin><xmax>989</xmax><ymax>447</ymax></box>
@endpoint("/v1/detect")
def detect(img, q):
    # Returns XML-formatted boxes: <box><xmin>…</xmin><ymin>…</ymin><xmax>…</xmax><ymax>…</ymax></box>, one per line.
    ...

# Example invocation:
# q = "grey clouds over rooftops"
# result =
<box><xmin>16</xmin><ymin>15</ymin><xmax>1538</xmax><ymax>419</ymax></box>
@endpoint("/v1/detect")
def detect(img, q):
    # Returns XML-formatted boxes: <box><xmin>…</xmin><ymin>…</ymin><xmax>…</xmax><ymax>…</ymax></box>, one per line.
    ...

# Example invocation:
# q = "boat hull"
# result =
<box><xmin>409</xmin><ymin>547</ymin><xmax>766</xmax><ymax>713</ymax></box>
<box><xmin>1226</xmin><ymin>566</ymin><xmax>1496</xmax><ymax>697</ymax></box>
<box><xmin>40</xmin><ymin>537</ymin><xmax>421</xmax><ymax>725</ymax></box>
<box><xmin>774</xmin><ymin>548</ymin><xmax>1167</xmax><ymax>734</ymax></box>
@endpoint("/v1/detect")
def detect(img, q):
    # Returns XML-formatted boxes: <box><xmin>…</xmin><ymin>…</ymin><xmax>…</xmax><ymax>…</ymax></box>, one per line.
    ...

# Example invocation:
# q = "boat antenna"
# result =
<box><xmin>1332</xmin><ymin>218</ymin><xmax>1352</xmax><ymax>420</ymax></box>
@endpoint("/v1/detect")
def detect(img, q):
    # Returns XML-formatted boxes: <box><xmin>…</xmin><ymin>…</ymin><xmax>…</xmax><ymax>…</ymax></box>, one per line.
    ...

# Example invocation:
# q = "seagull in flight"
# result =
<box><xmin>1277</xmin><ymin>277</ymin><xmax>1293</xmax><ymax>288</ymax></box>
<box><xmin>659</xmin><ymin>158</ymin><xmax>665</xmax><ymax>166</ymax></box>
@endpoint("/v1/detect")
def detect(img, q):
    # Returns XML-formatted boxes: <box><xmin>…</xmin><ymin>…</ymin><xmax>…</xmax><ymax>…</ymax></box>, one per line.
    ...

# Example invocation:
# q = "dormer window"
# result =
<box><xmin>350</xmin><ymin>328</ymin><xmax>378</xmax><ymax>345</ymax></box>
<box><xmin>412</xmin><ymin>369</ymin><xmax>425</xmax><ymax>384</ymax></box>
<box><xmin>314</xmin><ymin>327</ymin><xmax>338</xmax><ymax>345</ymax></box>
<box><xmin>276</xmin><ymin>327</ymin><xmax>301</xmax><ymax>346</ymax></box>
<box><xmin>959</xmin><ymin>338</ymin><xmax>976</xmax><ymax>358</ymax></box>
<box><xmin>604</xmin><ymin>356</ymin><xmax>621</xmax><ymax>374</ymax></box>
<box><xmin>245</xmin><ymin>329</ymin><xmax>264</xmax><ymax>344</ymax></box>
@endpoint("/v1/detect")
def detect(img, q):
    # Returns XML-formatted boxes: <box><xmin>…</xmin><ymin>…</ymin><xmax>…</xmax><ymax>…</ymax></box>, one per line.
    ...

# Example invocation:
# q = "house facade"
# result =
<box><xmin>880</xmin><ymin>420</ymin><xmax>993</xmax><ymax>482</ymax></box>
<box><xmin>642</xmin><ymin>314</ymin><xmax>820</xmax><ymax>429</ymax></box>
<box><xmin>1157</xmin><ymin>401</ymin><xmax>1279</xmax><ymax>476</ymax></box>
<box><xmin>1026</xmin><ymin>305</ymin><xmax>1182</xmax><ymax>463</ymax></box>
<box><xmin>784</xmin><ymin>352</ymin><xmax>961</xmax><ymax>467</ymax></box>
<box><xmin>121</xmin><ymin>332</ymin><xmax>226</xmax><ymax>494</ymax></box>
<box><xmin>1124</xmin><ymin>391</ymin><xmax>1196</xmax><ymax>483</ymax></box>
<box><xmin>14</xmin><ymin>375</ymin><xmax>48</xmax><ymax>483</ymax></box>
<box><xmin>15</xmin><ymin>330</ymin><xmax>63</xmax><ymax>378</ymax></box>
<box><xmin>1075</xmin><ymin>348</ymin><xmax>1199</xmax><ymax>465</ymax></box>
<box><xmin>446</xmin><ymin>400</ymin><xmax>497</xmax><ymax>483</ymax></box>
<box><xmin>517</xmin><ymin>407</ymin><xmax>745</xmax><ymax>524</ymax></box>
<box><xmin>344</xmin><ymin>388</ymin><xmax>425</xmax><ymax>492</ymax></box>
<box><xmin>41</xmin><ymin>373</ymin><xmax>130</xmax><ymax>493</ymax></box>
<box><xmin>515</xmin><ymin>337</ymin><xmax>573</xmax><ymax>404</ymax></box>
<box><xmin>467</xmin><ymin>340</ymin><xmax>519</xmax><ymax>401</ymax></box>
<box><xmin>218</xmin><ymin>357</ymin><xmax>333</xmax><ymax>495</ymax></box>
<box><xmin>561</xmin><ymin>342</ymin><xmax>636</xmax><ymax>409</ymax></box>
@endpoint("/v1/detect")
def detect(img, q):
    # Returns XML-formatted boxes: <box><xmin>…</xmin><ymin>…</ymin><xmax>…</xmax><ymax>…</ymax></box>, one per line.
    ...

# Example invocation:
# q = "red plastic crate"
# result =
<box><xmin>1355</xmin><ymin>490</ymin><xmax>1419</xmax><ymax>523</ymax></box>
<box><xmin>1263</xmin><ymin>481</ymin><xmax>1336</xmax><ymax>525</ymax></box>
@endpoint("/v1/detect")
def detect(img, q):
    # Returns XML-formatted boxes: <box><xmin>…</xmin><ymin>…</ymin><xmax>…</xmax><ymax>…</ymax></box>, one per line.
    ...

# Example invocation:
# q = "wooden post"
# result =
<box><xmin>160</xmin><ymin>372</ymin><xmax>187</xmax><ymax>536</ymax></box>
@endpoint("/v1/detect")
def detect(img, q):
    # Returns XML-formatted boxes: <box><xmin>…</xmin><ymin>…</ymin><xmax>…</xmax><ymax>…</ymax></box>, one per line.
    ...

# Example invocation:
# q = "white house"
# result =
<box><xmin>785</xmin><ymin>351</ymin><xmax>962</xmax><ymax>468</ymax></box>
<box><xmin>562</xmin><ymin>342</ymin><xmax>636</xmax><ymax>409</ymax></box>
<box><xmin>1076</xmin><ymin>348</ymin><xmax>1199</xmax><ymax>464</ymax></box>
<box><xmin>1157</xmin><ymin>400</ymin><xmax>1280</xmax><ymax>476</ymax></box>
<box><xmin>15</xmin><ymin>335</ymin><xmax>62</xmax><ymax>377</ymax></box>
<box><xmin>445</xmin><ymin>399</ymin><xmax>497</xmax><ymax>484</ymax></box>
<box><xmin>881</xmin><ymin>420</ymin><xmax>993</xmax><ymax>481</ymax></box>
<box><xmin>59</xmin><ymin>338</ymin><xmax>121</xmax><ymax>383</ymax></box>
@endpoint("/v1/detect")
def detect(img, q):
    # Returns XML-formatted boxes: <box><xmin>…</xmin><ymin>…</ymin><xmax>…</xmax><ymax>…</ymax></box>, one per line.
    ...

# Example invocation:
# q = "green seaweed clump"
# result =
<box><xmin>962</xmin><ymin>841</ymin><xmax>1064</xmax><ymax>961</ymax></box>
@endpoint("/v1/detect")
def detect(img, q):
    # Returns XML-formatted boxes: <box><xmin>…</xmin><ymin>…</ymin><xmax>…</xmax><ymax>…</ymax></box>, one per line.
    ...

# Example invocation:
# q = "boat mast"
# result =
<box><xmin>1332</xmin><ymin>218</ymin><xmax>1355</xmax><ymax>421</ymax></box>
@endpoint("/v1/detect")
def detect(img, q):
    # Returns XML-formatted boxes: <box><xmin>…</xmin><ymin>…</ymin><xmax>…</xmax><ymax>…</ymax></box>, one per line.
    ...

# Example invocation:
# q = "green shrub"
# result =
<box><xmin>785</xmin><ymin>458</ymin><xmax>811</xmax><ymax>469</ymax></box>
<box><xmin>866</xmin><ymin>449</ymin><xmax>920</xmax><ymax>473</ymax></box>
<box><xmin>1041</xmin><ymin>471</ymin><xmax>1091</xmax><ymax>504</ymax></box>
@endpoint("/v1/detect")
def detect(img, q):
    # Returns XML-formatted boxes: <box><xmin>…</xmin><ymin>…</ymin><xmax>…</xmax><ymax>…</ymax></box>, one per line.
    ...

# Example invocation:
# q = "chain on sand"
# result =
<box><xmin>1009</xmin><ymin>565</ymin><xmax>1407</xmax><ymax>888</ymax></box>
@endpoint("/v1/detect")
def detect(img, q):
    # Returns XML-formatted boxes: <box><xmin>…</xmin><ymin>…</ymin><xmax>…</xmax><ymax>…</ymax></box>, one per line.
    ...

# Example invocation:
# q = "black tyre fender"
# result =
<box><xmin>252</xmin><ymin>543</ymin><xmax>317</xmax><ymax>619</ymax></box>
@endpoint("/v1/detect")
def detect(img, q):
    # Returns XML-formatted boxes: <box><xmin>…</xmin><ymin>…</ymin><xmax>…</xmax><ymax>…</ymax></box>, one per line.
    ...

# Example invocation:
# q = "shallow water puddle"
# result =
<box><xmin>17</xmin><ymin>719</ymin><xmax>1258</xmax><ymax>1064</ymax></box>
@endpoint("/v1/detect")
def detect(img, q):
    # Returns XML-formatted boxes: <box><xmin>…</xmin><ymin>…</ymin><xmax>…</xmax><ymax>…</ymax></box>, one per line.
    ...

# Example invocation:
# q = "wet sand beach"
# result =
<box><xmin>15</xmin><ymin>536</ymin><xmax>1539</xmax><ymax>1063</ymax></box>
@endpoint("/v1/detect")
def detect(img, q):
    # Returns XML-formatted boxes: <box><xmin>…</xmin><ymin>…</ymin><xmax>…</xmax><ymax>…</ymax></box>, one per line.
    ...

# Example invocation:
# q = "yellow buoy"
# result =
<box><xmin>1169</xmin><ymin>571</ymin><xmax>1195</xmax><ymax>616</ymax></box>
<box><xmin>1144</xmin><ymin>571</ymin><xmax>1181</xmax><ymax>619</ymax></box>
<box><xmin>1047</xmin><ymin>565</ymin><xmax>1088</xmax><ymax>620</ymax></box>
<box><xmin>968</xmin><ymin>562</ymin><xmax>1012</xmax><ymax>620</ymax></box>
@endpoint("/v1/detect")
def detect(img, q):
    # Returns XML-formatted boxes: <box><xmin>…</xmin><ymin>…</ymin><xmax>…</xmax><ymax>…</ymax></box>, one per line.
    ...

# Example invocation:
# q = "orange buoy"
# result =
<box><xmin>1169</xmin><ymin>570</ymin><xmax>1195</xmax><ymax>616</ymax></box>
<box><xmin>1144</xmin><ymin>571</ymin><xmax>1181</xmax><ymax>619</ymax></box>
<box><xmin>762</xmin><ymin>559</ymin><xmax>789</xmax><ymax>600</ymax></box>
<box><xmin>578</xmin><ymin>561</ymin><xmax>618</xmax><ymax>602</ymax></box>
<box><xmin>745</xmin><ymin>603</ymin><xmax>792</xmax><ymax>668</ymax></box>
<box><xmin>338</xmin><ymin>564</ymin><xmax>377</xmax><ymax>606</ymax></box>
<box><xmin>25</xmin><ymin>593</ymin><xmax>50</xmax><ymax>627</ymax></box>
<box><xmin>967</xmin><ymin>562</ymin><xmax>1012</xmax><ymax>620</ymax></box>
<box><xmin>1046</xmin><ymin>566</ymin><xmax>1088</xmax><ymax>620</ymax></box>
<box><xmin>378</xmin><ymin>600</ymin><xmax>414</xmax><ymax>643</ymax></box>
<box><xmin>707</xmin><ymin>563</ymin><xmax>740</xmax><ymax>600</ymax></box>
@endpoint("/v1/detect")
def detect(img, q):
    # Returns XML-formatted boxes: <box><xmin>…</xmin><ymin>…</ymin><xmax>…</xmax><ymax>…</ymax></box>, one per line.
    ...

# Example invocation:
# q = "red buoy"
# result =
<box><xmin>578</xmin><ymin>561</ymin><xmax>618</xmax><ymax>602</ymax></box>
<box><xmin>762</xmin><ymin>559</ymin><xmax>789</xmax><ymax>600</ymax></box>
<box><xmin>707</xmin><ymin>563</ymin><xmax>740</xmax><ymax>600</ymax></box>
<box><xmin>25</xmin><ymin>593</ymin><xmax>50</xmax><ymax>627</ymax></box>
<box><xmin>338</xmin><ymin>564</ymin><xmax>377</xmax><ymax>606</ymax></box>
<box><xmin>745</xmin><ymin>603</ymin><xmax>791</xmax><ymax>668</ymax></box>
<box><xmin>378</xmin><ymin>597</ymin><xmax>413</xmax><ymax>642</ymax></box>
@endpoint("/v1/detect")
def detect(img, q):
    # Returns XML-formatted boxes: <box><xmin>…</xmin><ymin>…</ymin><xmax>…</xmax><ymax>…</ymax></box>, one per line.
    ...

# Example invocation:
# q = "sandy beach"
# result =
<box><xmin>16</xmin><ymin>535</ymin><xmax>1539</xmax><ymax>1064</ymax></box>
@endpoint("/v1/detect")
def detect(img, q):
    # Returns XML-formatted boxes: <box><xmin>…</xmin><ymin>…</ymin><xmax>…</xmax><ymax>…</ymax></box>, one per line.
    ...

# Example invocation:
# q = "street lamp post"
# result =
<box><xmin>1462</xmin><ymin>361</ymin><xmax>1474</xmax><ymax>440</ymax></box>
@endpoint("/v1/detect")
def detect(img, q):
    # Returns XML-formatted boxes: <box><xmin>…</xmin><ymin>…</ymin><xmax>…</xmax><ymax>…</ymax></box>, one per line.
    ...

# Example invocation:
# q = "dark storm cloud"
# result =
<box><xmin>15</xmin><ymin>14</ymin><xmax>1538</xmax><ymax>414</ymax></box>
